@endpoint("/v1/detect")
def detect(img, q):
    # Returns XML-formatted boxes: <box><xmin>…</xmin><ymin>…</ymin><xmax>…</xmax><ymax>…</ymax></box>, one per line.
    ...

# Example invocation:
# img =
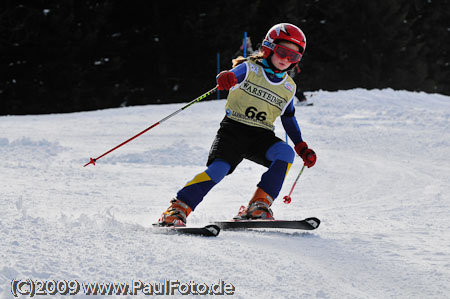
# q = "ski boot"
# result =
<box><xmin>157</xmin><ymin>198</ymin><xmax>192</xmax><ymax>227</ymax></box>
<box><xmin>234</xmin><ymin>187</ymin><xmax>274</xmax><ymax>220</ymax></box>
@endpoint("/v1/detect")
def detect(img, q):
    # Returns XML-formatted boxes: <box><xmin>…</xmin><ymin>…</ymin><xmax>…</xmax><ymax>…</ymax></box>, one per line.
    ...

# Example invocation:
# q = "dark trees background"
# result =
<box><xmin>1</xmin><ymin>0</ymin><xmax>449</xmax><ymax>115</ymax></box>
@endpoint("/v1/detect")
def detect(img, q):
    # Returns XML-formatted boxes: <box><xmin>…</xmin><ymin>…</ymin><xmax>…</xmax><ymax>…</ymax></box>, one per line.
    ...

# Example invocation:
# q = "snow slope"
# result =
<box><xmin>1</xmin><ymin>89</ymin><xmax>450</xmax><ymax>298</ymax></box>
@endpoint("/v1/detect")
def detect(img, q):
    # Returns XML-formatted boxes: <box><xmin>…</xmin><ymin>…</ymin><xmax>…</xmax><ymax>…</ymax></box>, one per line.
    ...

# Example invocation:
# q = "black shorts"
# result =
<box><xmin>207</xmin><ymin>117</ymin><xmax>283</xmax><ymax>174</ymax></box>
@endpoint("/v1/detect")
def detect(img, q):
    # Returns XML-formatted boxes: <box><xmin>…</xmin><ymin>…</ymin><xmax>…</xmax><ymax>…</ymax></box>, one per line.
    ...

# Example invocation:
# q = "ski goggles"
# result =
<box><xmin>273</xmin><ymin>43</ymin><xmax>302</xmax><ymax>63</ymax></box>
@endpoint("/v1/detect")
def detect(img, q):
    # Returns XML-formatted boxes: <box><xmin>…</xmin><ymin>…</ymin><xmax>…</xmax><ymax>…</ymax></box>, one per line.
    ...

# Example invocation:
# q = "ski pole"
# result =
<box><xmin>83</xmin><ymin>86</ymin><xmax>218</xmax><ymax>167</ymax></box>
<box><xmin>283</xmin><ymin>164</ymin><xmax>306</xmax><ymax>204</ymax></box>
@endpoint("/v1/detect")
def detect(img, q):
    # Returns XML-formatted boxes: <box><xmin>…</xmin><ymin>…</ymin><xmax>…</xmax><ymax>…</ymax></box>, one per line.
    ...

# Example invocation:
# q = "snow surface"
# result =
<box><xmin>1</xmin><ymin>89</ymin><xmax>450</xmax><ymax>298</ymax></box>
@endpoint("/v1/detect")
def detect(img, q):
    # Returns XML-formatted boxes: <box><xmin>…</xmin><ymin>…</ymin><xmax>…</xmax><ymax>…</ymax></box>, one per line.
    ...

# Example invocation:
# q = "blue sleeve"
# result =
<box><xmin>281</xmin><ymin>100</ymin><xmax>303</xmax><ymax>145</ymax></box>
<box><xmin>230</xmin><ymin>63</ymin><xmax>247</xmax><ymax>83</ymax></box>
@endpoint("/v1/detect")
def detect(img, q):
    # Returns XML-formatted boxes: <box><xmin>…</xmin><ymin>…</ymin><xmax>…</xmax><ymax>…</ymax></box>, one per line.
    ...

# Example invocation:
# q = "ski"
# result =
<box><xmin>152</xmin><ymin>224</ymin><xmax>220</xmax><ymax>237</ymax></box>
<box><xmin>212</xmin><ymin>217</ymin><xmax>320</xmax><ymax>231</ymax></box>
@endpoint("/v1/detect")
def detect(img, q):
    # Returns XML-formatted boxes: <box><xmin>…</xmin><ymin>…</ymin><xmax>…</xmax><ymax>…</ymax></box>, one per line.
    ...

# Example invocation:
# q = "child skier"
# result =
<box><xmin>157</xmin><ymin>23</ymin><xmax>316</xmax><ymax>227</ymax></box>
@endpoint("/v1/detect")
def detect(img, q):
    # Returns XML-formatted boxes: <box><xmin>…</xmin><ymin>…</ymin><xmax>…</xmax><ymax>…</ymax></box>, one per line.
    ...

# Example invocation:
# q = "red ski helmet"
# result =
<box><xmin>262</xmin><ymin>23</ymin><xmax>306</xmax><ymax>64</ymax></box>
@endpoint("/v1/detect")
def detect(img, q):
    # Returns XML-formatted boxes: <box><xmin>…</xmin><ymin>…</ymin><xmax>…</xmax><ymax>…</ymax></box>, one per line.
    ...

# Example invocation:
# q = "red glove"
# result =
<box><xmin>294</xmin><ymin>141</ymin><xmax>317</xmax><ymax>168</ymax></box>
<box><xmin>216</xmin><ymin>71</ymin><xmax>237</xmax><ymax>90</ymax></box>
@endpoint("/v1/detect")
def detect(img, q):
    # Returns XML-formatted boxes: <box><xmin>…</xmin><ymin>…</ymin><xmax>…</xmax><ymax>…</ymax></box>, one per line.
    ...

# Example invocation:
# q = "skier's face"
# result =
<box><xmin>271</xmin><ymin>41</ymin><xmax>300</xmax><ymax>71</ymax></box>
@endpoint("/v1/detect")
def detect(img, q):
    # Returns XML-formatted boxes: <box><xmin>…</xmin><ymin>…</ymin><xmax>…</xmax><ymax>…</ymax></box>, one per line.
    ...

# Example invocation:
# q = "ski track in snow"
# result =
<box><xmin>1</xmin><ymin>89</ymin><xmax>450</xmax><ymax>298</ymax></box>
